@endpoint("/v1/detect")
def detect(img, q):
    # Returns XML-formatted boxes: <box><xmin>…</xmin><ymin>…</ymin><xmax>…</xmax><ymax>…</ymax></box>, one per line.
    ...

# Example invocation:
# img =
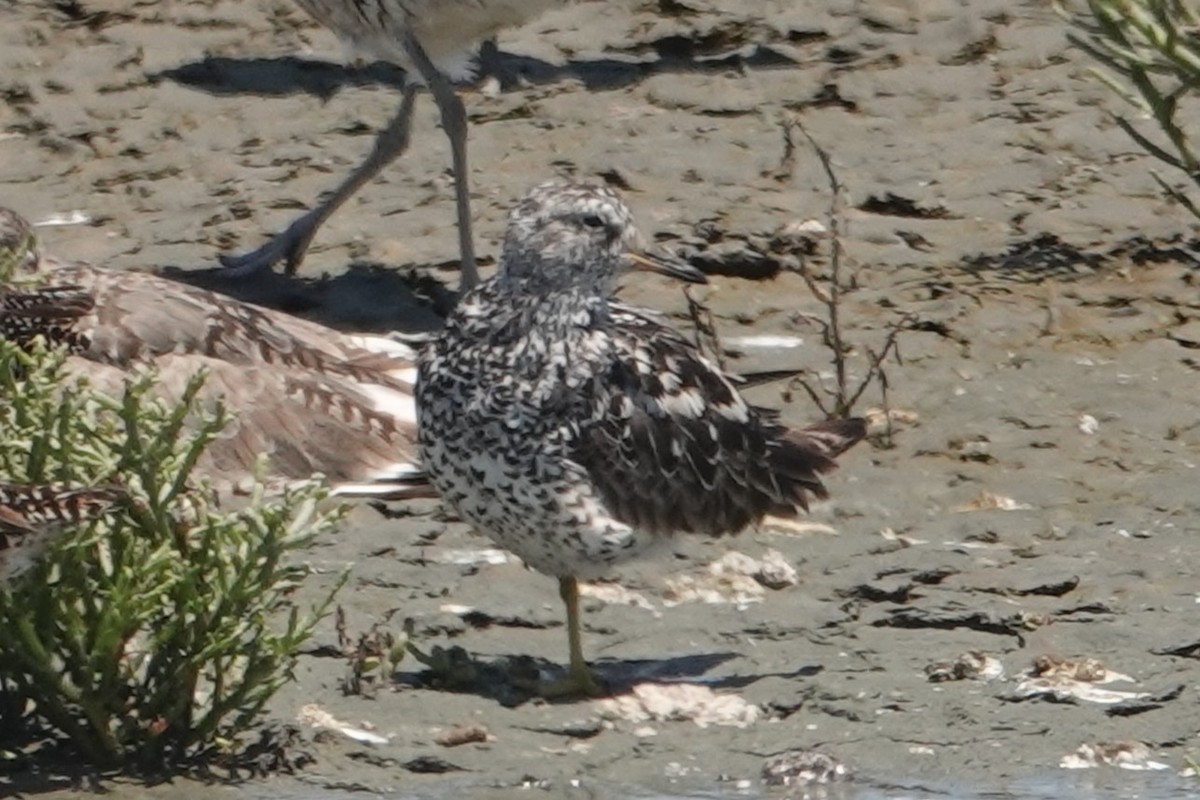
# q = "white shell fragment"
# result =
<box><xmin>762</xmin><ymin>749</ymin><xmax>850</xmax><ymax>786</ymax></box>
<box><xmin>34</xmin><ymin>210</ymin><xmax>92</xmax><ymax>227</ymax></box>
<box><xmin>954</xmin><ymin>491</ymin><xmax>1034</xmax><ymax>512</ymax></box>
<box><xmin>925</xmin><ymin>651</ymin><xmax>1005</xmax><ymax>683</ymax></box>
<box><xmin>579</xmin><ymin>581</ymin><xmax>659</xmax><ymax>614</ymax></box>
<box><xmin>435</xmin><ymin>548</ymin><xmax>513</xmax><ymax>566</ymax></box>
<box><xmin>722</xmin><ymin>335</ymin><xmax>805</xmax><ymax>350</ymax></box>
<box><xmin>662</xmin><ymin>550</ymin><xmax>797</xmax><ymax>606</ymax></box>
<box><xmin>1014</xmin><ymin>657</ymin><xmax>1146</xmax><ymax>705</ymax></box>
<box><xmin>1061</xmin><ymin>742</ymin><xmax>1169</xmax><ymax>771</ymax></box>
<box><xmin>297</xmin><ymin>704</ymin><xmax>390</xmax><ymax>746</ymax></box>
<box><xmin>1027</xmin><ymin>655</ymin><xmax>1133</xmax><ymax>684</ymax></box>
<box><xmin>596</xmin><ymin>683</ymin><xmax>759</xmax><ymax>729</ymax></box>
<box><xmin>1014</xmin><ymin>678</ymin><xmax>1148</xmax><ymax>705</ymax></box>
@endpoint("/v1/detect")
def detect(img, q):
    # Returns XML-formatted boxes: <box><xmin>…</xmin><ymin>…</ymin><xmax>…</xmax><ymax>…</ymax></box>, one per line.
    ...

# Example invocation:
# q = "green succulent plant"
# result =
<box><xmin>0</xmin><ymin>333</ymin><xmax>345</xmax><ymax>771</ymax></box>
<box><xmin>1065</xmin><ymin>0</ymin><xmax>1200</xmax><ymax>218</ymax></box>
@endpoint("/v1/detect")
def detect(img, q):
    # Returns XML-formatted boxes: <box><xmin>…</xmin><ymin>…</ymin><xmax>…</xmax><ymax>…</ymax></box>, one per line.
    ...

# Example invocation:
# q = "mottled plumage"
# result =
<box><xmin>0</xmin><ymin>484</ymin><xmax>126</xmax><ymax>585</ymax></box>
<box><xmin>0</xmin><ymin>208</ymin><xmax>427</xmax><ymax>500</ymax></box>
<box><xmin>221</xmin><ymin>0</ymin><xmax>570</xmax><ymax>286</ymax></box>
<box><xmin>0</xmin><ymin>283</ymin><xmax>95</xmax><ymax>351</ymax></box>
<box><xmin>416</xmin><ymin>182</ymin><xmax>866</xmax><ymax>694</ymax></box>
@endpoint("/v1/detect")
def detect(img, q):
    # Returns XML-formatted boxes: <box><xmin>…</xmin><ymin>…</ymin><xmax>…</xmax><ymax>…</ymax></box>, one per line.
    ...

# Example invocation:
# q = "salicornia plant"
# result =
<box><xmin>1064</xmin><ymin>0</ymin><xmax>1200</xmax><ymax>218</ymax></box>
<box><xmin>0</xmin><ymin>334</ymin><xmax>345</xmax><ymax>771</ymax></box>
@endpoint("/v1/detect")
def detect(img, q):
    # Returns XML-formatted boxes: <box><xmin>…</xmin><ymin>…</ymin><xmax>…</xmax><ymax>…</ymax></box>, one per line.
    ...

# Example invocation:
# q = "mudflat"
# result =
<box><xmin>2</xmin><ymin>0</ymin><xmax>1198</xmax><ymax>797</ymax></box>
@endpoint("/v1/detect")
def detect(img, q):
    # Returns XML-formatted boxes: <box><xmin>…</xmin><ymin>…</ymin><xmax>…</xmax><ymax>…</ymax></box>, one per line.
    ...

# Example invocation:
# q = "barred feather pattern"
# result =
<box><xmin>582</xmin><ymin>306</ymin><xmax>866</xmax><ymax>536</ymax></box>
<box><xmin>0</xmin><ymin>284</ymin><xmax>95</xmax><ymax>350</ymax></box>
<box><xmin>0</xmin><ymin>208</ymin><xmax>428</xmax><ymax>499</ymax></box>
<box><xmin>417</xmin><ymin>182</ymin><xmax>866</xmax><ymax>579</ymax></box>
<box><xmin>0</xmin><ymin>484</ymin><xmax>126</xmax><ymax>585</ymax></box>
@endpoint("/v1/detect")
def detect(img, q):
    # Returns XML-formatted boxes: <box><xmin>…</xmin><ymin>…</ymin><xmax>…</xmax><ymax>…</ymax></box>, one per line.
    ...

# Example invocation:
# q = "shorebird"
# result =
<box><xmin>0</xmin><ymin>208</ymin><xmax>428</xmax><ymax>500</ymax></box>
<box><xmin>220</xmin><ymin>0</ymin><xmax>571</xmax><ymax>289</ymax></box>
<box><xmin>0</xmin><ymin>484</ymin><xmax>126</xmax><ymax>586</ymax></box>
<box><xmin>416</xmin><ymin>181</ymin><xmax>867</xmax><ymax>695</ymax></box>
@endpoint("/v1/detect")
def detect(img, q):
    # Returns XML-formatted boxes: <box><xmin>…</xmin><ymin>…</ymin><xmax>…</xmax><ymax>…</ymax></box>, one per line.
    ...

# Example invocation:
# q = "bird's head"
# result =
<box><xmin>498</xmin><ymin>181</ymin><xmax>706</xmax><ymax>296</ymax></box>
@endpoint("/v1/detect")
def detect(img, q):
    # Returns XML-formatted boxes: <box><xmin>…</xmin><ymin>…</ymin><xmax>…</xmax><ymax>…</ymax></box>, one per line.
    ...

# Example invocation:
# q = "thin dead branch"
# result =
<box><xmin>764</xmin><ymin>114</ymin><xmax>799</xmax><ymax>183</ymax></box>
<box><xmin>785</xmin><ymin>115</ymin><xmax>909</xmax><ymax>433</ymax></box>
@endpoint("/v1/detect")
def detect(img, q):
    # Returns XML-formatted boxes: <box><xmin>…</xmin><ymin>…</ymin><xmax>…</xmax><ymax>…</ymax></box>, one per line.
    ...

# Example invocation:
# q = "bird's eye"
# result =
<box><xmin>580</xmin><ymin>214</ymin><xmax>606</xmax><ymax>229</ymax></box>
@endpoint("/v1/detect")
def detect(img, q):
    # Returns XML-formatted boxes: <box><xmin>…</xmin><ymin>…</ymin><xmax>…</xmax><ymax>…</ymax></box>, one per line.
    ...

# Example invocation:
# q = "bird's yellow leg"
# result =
<box><xmin>539</xmin><ymin>576</ymin><xmax>604</xmax><ymax>698</ymax></box>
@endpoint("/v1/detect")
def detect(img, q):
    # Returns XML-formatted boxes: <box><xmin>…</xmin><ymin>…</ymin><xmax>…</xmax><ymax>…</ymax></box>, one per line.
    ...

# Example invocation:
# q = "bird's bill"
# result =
<box><xmin>626</xmin><ymin>250</ymin><xmax>708</xmax><ymax>284</ymax></box>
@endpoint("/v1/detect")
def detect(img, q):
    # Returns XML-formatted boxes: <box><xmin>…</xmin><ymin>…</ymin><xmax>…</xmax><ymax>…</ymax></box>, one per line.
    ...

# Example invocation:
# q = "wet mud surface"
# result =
<box><xmin>3</xmin><ymin>0</ymin><xmax>1200</xmax><ymax>797</ymax></box>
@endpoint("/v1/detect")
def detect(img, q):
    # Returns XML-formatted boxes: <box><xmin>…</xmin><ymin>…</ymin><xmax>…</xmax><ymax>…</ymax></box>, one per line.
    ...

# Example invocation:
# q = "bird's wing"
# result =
<box><xmin>0</xmin><ymin>483</ymin><xmax>126</xmax><ymax>583</ymax></box>
<box><xmin>0</xmin><ymin>270</ymin><xmax>426</xmax><ymax>499</ymax></box>
<box><xmin>43</xmin><ymin>262</ymin><xmax>419</xmax><ymax>387</ymax></box>
<box><xmin>77</xmin><ymin>353</ymin><xmax>428</xmax><ymax>498</ymax></box>
<box><xmin>0</xmin><ymin>484</ymin><xmax>126</xmax><ymax>525</ymax></box>
<box><xmin>0</xmin><ymin>284</ymin><xmax>95</xmax><ymax>349</ymax></box>
<box><xmin>574</xmin><ymin>305</ymin><xmax>865</xmax><ymax>536</ymax></box>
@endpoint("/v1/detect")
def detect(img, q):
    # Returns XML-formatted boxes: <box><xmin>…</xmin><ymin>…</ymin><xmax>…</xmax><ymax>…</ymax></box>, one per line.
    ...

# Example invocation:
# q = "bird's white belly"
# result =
<box><xmin>295</xmin><ymin>0</ymin><xmax>569</xmax><ymax>81</ymax></box>
<box><xmin>422</xmin><ymin>434</ymin><xmax>661</xmax><ymax>578</ymax></box>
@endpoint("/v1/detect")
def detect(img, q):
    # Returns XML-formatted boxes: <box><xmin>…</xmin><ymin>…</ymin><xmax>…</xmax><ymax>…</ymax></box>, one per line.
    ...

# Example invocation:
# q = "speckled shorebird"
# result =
<box><xmin>221</xmin><ymin>0</ymin><xmax>571</xmax><ymax>288</ymax></box>
<box><xmin>0</xmin><ymin>484</ymin><xmax>126</xmax><ymax>586</ymax></box>
<box><xmin>0</xmin><ymin>208</ymin><xmax>428</xmax><ymax>499</ymax></box>
<box><xmin>416</xmin><ymin>182</ymin><xmax>867</xmax><ymax>695</ymax></box>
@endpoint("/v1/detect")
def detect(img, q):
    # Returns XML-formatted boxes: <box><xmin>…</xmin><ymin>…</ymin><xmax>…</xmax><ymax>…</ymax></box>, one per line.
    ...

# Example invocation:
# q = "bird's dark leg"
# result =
<box><xmin>218</xmin><ymin>84</ymin><xmax>419</xmax><ymax>278</ymax></box>
<box><xmin>401</xmin><ymin>31</ymin><xmax>479</xmax><ymax>293</ymax></box>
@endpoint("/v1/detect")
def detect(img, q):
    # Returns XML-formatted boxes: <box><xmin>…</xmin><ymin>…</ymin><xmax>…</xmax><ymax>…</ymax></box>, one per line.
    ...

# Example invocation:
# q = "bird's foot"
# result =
<box><xmin>218</xmin><ymin>213</ymin><xmax>321</xmax><ymax>278</ymax></box>
<box><xmin>476</xmin><ymin>39</ymin><xmax>523</xmax><ymax>95</ymax></box>
<box><xmin>536</xmin><ymin>663</ymin><xmax>607</xmax><ymax>699</ymax></box>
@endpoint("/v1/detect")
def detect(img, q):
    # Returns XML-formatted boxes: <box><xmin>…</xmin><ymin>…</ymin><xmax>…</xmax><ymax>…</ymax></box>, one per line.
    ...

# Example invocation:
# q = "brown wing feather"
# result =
<box><xmin>52</xmin><ymin>263</ymin><xmax>407</xmax><ymax>384</ymax></box>
<box><xmin>0</xmin><ymin>250</ymin><xmax>425</xmax><ymax>498</ymax></box>
<box><xmin>0</xmin><ymin>483</ymin><xmax>126</xmax><ymax>584</ymax></box>
<box><xmin>0</xmin><ymin>284</ymin><xmax>95</xmax><ymax>349</ymax></box>
<box><xmin>77</xmin><ymin>351</ymin><xmax>430</xmax><ymax>498</ymax></box>
<box><xmin>576</xmin><ymin>307</ymin><xmax>865</xmax><ymax>536</ymax></box>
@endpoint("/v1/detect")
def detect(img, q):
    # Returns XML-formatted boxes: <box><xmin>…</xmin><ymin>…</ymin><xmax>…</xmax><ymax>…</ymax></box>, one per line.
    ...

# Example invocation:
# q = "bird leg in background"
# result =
<box><xmin>400</xmin><ymin>29</ymin><xmax>479</xmax><ymax>292</ymax></box>
<box><xmin>219</xmin><ymin>85</ymin><xmax>419</xmax><ymax>278</ymax></box>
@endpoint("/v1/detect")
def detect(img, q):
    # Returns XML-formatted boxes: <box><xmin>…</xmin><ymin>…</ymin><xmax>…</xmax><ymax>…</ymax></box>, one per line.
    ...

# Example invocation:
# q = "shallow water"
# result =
<box><xmin>186</xmin><ymin>770</ymin><xmax>1199</xmax><ymax>800</ymax></box>
<box><xmin>25</xmin><ymin>767</ymin><xmax>1198</xmax><ymax>800</ymax></box>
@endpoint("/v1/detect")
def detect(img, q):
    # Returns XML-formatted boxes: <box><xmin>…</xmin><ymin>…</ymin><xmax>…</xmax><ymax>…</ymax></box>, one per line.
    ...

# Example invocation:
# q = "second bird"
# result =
<box><xmin>221</xmin><ymin>0</ymin><xmax>570</xmax><ymax>289</ymax></box>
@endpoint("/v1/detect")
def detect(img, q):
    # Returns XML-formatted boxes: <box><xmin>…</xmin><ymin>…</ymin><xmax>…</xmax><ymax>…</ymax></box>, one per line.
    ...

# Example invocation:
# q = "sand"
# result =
<box><xmin>2</xmin><ymin>0</ymin><xmax>1200</xmax><ymax>797</ymax></box>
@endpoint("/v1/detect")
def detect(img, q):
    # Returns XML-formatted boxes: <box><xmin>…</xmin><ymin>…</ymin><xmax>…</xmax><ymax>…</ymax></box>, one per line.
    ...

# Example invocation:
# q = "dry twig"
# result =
<box><xmin>786</xmin><ymin>117</ymin><xmax>910</xmax><ymax>441</ymax></box>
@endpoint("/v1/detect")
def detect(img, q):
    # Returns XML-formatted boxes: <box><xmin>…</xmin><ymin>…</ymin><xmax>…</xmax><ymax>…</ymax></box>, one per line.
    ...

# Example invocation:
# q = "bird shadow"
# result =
<box><xmin>496</xmin><ymin>43</ymin><xmax>799</xmax><ymax>93</ymax></box>
<box><xmin>152</xmin><ymin>42</ymin><xmax>797</xmax><ymax>99</ymax></box>
<box><xmin>394</xmin><ymin>646</ymin><xmax>818</xmax><ymax>707</ymax></box>
<box><xmin>592</xmin><ymin>652</ymin><xmax>822</xmax><ymax>692</ymax></box>
<box><xmin>157</xmin><ymin>261</ymin><xmax>454</xmax><ymax>335</ymax></box>
<box><xmin>152</xmin><ymin>56</ymin><xmax>408</xmax><ymax>101</ymax></box>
